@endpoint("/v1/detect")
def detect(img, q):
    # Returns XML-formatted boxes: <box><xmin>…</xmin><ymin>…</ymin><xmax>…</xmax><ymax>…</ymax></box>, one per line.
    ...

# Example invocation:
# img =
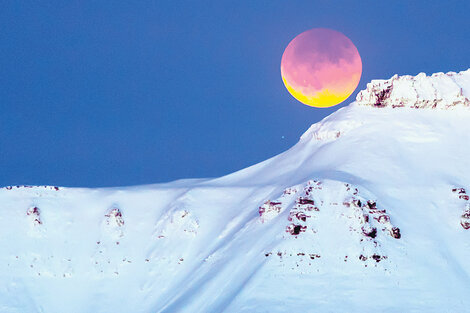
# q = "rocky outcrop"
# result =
<box><xmin>4</xmin><ymin>185</ymin><xmax>60</xmax><ymax>191</ymax></box>
<box><xmin>356</xmin><ymin>69</ymin><xmax>470</xmax><ymax>109</ymax></box>
<box><xmin>259</xmin><ymin>200</ymin><xmax>283</xmax><ymax>222</ymax></box>
<box><xmin>261</xmin><ymin>179</ymin><xmax>401</xmax><ymax>269</ymax></box>
<box><xmin>453</xmin><ymin>187</ymin><xmax>470</xmax><ymax>229</ymax></box>
<box><xmin>461</xmin><ymin>205</ymin><xmax>470</xmax><ymax>230</ymax></box>
<box><xmin>26</xmin><ymin>206</ymin><xmax>42</xmax><ymax>226</ymax></box>
<box><xmin>105</xmin><ymin>207</ymin><xmax>125</xmax><ymax>228</ymax></box>
<box><xmin>103</xmin><ymin>206</ymin><xmax>125</xmax><ymax>239</ymax></box>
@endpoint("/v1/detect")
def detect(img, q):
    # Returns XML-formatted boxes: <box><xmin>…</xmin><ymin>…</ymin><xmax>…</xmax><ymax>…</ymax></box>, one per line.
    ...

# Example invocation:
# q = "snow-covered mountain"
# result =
<box><xmin>2</xmin><ymin>69</ymin><xmax>470</xmax><ymax>313</ymax></box>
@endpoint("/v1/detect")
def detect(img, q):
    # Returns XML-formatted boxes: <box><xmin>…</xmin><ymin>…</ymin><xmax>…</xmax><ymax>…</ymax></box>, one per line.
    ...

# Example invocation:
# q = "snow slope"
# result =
<box><xmin>2</xmin><ymin>69</ymin><xmax>470</xmax><ymax>313</ymax></box>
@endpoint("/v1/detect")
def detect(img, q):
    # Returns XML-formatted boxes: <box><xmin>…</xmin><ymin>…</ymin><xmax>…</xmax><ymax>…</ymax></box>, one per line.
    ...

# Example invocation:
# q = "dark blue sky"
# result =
<box><xmin>1</xmin><ymin>1</ymin><xmax>469</xmax><ymax>187</ymax></box>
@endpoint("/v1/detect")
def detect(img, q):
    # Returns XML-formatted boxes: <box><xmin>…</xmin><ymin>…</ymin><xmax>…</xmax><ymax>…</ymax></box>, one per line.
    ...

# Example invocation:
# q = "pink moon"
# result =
<box><xmin>281</xmin><ymin>28</ymin><xmax>362</xmax><ymax>108</ymax></box>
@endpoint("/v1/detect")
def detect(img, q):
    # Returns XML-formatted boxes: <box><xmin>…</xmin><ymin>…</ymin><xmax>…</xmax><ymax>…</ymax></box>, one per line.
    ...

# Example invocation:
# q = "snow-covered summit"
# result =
<box><xmin>300</xmin><ymin>68</ymin><xmax>470</xmax><ymax>143</ymax></box>
<box><xmin>3</xmin><ymin>68</ymin><xmax>470</xmax><ymax>313</ymax></box>
<box><xmin>356</xmin><ymin>68</ymin><xmax>470</xmax><ymax>108</ymax></box>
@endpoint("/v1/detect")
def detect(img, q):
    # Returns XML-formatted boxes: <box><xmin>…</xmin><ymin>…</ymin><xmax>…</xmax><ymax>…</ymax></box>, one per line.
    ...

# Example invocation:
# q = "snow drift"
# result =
<box><xmin>2</xmin><ymin>69</ymin><xmax>470</xmax><ymax>313</ymax></box>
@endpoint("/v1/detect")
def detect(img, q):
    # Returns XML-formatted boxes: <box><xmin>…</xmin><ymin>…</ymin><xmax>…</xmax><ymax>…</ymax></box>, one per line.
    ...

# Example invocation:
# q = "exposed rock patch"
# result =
<box><xmin>261</xmin><ymin>179</ymin><xmax>401</xmax><ymax>270</ymax></box>
<box><xmin>453</xmin><ymin>188</ymin><xmax>470</xmax><ymax>229</ymax></box>
<box><xmin>26</xmin><ymin>206</ymin><xmax>42</xmax><ymax>226</ymax></box>
<box><xmin>103</xmin><ymin>205</ymin><xmax>125</xmax><ymax>239</ymax></box>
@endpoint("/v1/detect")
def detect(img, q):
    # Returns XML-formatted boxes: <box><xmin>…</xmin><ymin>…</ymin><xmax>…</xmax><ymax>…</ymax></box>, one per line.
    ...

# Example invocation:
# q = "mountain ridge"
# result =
<box><xmin>2</xmin><ymin>68</ymin><xmax>470</xmax><ymax>312</ymax></box>
<box><xmin>356</xmin><ymin>68</ymin><xmax>470</xmax><ymax>108</ymax></box>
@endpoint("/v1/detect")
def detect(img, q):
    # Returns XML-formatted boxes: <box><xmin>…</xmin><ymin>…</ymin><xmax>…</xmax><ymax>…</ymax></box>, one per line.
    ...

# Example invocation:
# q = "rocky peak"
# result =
<box><xmin>355</xmin><ymin>68</ymin><xmax>470</xmax><ymax>109</ymax></box>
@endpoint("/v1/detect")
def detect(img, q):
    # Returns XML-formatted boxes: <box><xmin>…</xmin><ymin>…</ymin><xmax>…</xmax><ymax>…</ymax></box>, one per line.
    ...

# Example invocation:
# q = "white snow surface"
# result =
<box><xmin>3</xmin><ymin>69</ymin><xmax>470</xmax><ymax>312</ymax></box>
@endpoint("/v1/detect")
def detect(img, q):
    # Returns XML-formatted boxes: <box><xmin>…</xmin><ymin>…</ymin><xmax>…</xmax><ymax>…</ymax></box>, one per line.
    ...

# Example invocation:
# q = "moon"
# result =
<box><xmin>281</xmin><ymin>28</ymin><xmax>362</xmax><ymax>108</ymax></box>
